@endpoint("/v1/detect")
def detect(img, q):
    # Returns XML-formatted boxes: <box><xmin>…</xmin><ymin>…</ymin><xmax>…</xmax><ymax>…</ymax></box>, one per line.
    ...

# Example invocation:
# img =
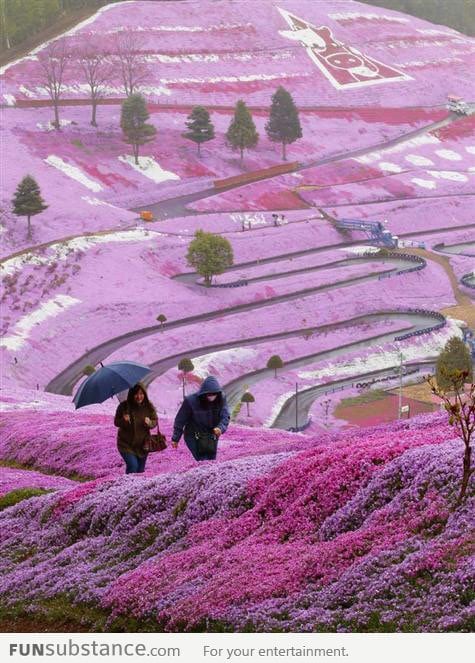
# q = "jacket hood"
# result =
<box><xmin>197</xmin><ymin>375</ymin><xmax>223</xmax><ymax>395</ymax></box>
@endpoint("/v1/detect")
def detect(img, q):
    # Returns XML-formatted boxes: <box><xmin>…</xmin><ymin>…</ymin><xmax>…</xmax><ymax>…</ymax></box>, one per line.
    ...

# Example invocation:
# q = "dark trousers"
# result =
<box><xmin>120</xmin><ymin>452</ymin><xmax>148</xmax><ymax>474</ymax></box>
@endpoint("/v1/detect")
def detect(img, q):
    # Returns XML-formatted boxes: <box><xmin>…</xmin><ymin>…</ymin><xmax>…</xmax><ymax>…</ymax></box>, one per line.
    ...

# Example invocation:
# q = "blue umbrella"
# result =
<box><xmin>73</xmin><ymin>361</ymin><xmax>151</xmax><ymax>409</ymax></box>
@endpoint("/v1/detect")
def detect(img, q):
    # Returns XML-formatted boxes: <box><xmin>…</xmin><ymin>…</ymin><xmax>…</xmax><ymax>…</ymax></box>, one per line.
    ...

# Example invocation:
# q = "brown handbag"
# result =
<box><xmin>143</xmin><ymin>428</ymin><xmax>167</xmax><ymax>453</ymax></box>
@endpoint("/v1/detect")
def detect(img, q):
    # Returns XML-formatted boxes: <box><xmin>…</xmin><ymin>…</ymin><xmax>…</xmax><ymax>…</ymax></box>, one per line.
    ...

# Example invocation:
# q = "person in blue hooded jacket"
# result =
<box><xmin>171</xmin><ymin>375</ymin><xmax>230</xmax><ymax>461</ymax></box>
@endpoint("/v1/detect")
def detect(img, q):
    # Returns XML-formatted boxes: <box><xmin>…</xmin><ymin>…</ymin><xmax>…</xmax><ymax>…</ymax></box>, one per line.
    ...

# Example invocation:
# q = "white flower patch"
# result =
<box><xmin>435</xmin><ymin>149</ymin><xmax>462</xmax><ymax>161</ymax></box>
<box><xmin>45</xmin><ymin>155</ymin><xmax>103</xmax><ymax>192</ymax></box>
<box><xmin>192</xmin><ymin>347</ymin><xmax>258</xmax><ymax>379</ymax></box>
<box><xmin>405</xmin><ymin>154</ymin><xmax>434</xmax><ymax>166</ymax></box>
<box><xmin>297</xmin><ymin>319</ymin><xmax>463</xmax><ymax>382</ymax></box>
<box><xmin>465</xmin><ymin>146</ymin><xmax>475</xmax><ymax>154</ymax></box>
<box><xmin>428</xmin><ymin>171</ymin><xmax>468</xmax><ymax>182</ymax></box>
<box><xmin>3</xmin><ymin>94</ymin><xmax>15</xmax><ymax>105</ymax></box>
<box><xmin>1</xmin><ymin>295</ymin><xmax>80</xmax><ymax>351</ymax></box>
<box><xmin>118</xmin><ymin>156</ymin><xmax>179</xmax><ymax>183</ymax></box>
<box><xmin>411</xmin><ymin>178</ymin><xmax>436</xmax><ymax>189</ymax></box>
<box><xmin>379</xmin><ymin>162</ymin><xmax>403</xmax><ymax>173</ymax></box>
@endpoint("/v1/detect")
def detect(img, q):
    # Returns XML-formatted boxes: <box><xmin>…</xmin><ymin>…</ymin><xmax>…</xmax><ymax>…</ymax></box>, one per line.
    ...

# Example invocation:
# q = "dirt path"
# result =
<box><xmin>404</xmin><ymin>248</ymin><xmax>475</xmax><ymax>327</ymax></box>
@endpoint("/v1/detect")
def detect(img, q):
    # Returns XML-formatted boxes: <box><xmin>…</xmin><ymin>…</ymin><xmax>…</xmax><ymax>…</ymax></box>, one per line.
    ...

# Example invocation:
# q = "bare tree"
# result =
<box><xmin>427</xmin><ymin>371</ymin><xmax>474</xmax><ymax>505</ymax></box>
<box><xmin>114</xmin><ymin>29</ymin><xmax>147</xmax><ymax>97</ymax></box>
<box><xmin>37</xmin><ymin>38</ymin><xmax>71</xmax><ymax>130</ymax></box>
<box><xmin>77</xmin><ymin>40</ymin><xmax>113</xmax><ymax>126</ymax></box>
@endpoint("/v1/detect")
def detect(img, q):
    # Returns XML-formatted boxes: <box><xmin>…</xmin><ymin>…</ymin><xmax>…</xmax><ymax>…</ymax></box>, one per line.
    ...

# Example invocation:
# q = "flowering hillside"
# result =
<box><xmin>0</xmin><ymin>0</ymin><xmax>474</xmax><ymax>633</ymax></box>
<box><xmin>0</xmin><ymin>408</ymin><xmax>472</xmax><ymax>632</ymax></box>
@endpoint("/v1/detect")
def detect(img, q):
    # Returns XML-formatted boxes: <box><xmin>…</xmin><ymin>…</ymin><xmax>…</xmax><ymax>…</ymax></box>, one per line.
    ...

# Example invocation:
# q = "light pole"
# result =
<box><xmin>295</xmin><ymin>382</ymin><xmax>299</xmax><ymax>430</ymax></box>
<box><xmin>398</xmin><ymin>349</ymin><xmax>404</xmax><ymax>419</ymax></box>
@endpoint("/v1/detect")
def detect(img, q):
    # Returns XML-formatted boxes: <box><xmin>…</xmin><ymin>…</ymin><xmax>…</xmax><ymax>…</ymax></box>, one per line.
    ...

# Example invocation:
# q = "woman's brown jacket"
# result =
<box><xmin>114</xmin><ymin>401</ymin><xmax>158</xmax><ymax>457</ymax></box>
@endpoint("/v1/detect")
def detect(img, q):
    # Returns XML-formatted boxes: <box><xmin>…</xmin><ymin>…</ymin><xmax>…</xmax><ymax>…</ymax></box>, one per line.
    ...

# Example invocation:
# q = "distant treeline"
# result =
<box><xmin>1</xmin><ymin>0</ymin><xmax>473</xmax><ymax>53</ymax></box>
<box><xmin>361</xmin><ymin>0</ymin><xmax>475</xmax><ymax>36</ymax></box>
<box><xmin>0</xmin><ymin>1</ymin><xmax>120</xmax><ymax>50</ymax></box>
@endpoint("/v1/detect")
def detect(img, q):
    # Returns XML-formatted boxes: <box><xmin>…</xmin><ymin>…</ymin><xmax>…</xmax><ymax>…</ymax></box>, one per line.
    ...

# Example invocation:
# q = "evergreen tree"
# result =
<box><xmin>183</xmin><ymin>106</ymin><xmax>215</xmax><ymax>156</ymax></box>
<box><xmin>178</xmin><ymin>357</ymin><xmax>194</xmax><ymax>397</ymax></box>
<box><xmin>265</xmin><ymin>86</ymin><xmax>302</xmax><ymax>161</ymax></box>
<box><xmin>120</xmin><ymin>93</ymin><xmax>156</xmax><ymax>164</ymax></box>
<box><xmin>226</xmin><ymin>100</ymin><xmax>259</xmax><ymax>163</ymax></box>
<box><xmin>241</xmin><ymin>391</ymin><xmax>255</xmax><ymax>416</ymax></box>
<box><xmin>12</xmin><ymin>175</ymin><xmax>48</xmax><ymax>238</ymax></box>
<box><xmin>267</xmin><ymin>355</ymin><xmax>284</xmax><ymax>378</ymax></box>
<box><xmin>186</xmin><ymin>230</ymin><xmax>233</xmax><ymax>286</ymax></box>
<box><xmin>436</xmin><ymin>336</ymin><xmax>473</xmax><ymax>391</ymax></box>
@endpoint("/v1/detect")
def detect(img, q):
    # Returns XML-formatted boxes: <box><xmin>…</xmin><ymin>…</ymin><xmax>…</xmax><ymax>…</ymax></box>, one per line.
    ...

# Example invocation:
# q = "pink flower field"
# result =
<box><xmin>0</xmin><ymin>0</ymin><xmax>474</xmax><ymax>633</ymax></box>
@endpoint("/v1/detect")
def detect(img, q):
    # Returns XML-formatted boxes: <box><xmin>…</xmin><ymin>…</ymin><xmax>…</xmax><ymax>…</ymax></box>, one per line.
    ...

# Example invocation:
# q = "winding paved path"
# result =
<box><xmin>46</xmin><ymin>252</ymin><xmax>428</xmax><ymax>395</ymax></box>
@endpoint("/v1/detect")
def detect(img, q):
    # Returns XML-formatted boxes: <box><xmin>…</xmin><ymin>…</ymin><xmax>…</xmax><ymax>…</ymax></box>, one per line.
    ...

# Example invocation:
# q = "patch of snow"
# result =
<box><xmin>81</xmin><ymin>196</ymin><xmax>117</xmax><ymax>208</ymax></box>
<box><xmin>411</xmin><ymin>178</ymin><xmax>436</xmax><ymax>189</ymax></box>
<box><xmin>101</xmin><ymin>22</ymin><xmax>253</xmax><ymax>34</ymax></box>
<box><xmin>1</xmin><ymin>295</ymin><xmax>80</xmax><ymax>351</ymax></box>
<box><xmin>1</xmin><ymin>229</ymin><xmax>157</xmax><ymax>276</ymax></box>
<box><xmin>37</xmin><ymin>119</ymin><xmax>72</xmax><ymax>131</ymax></box>
<box><xmin>343</xmin><ymin>246</ymin><xmax>380</xmax><ymax>256</ymax></box>
<box><xmin>378</xmin><ymin>162</ymin><xmax>403</xmax><ymax>173</ymax></box>
<box><xmin>192</xmin><ymin>347</ymin><xmax>258</xmax><ymax>379</ymax></box>
<box><xmin>417</xmin><ymin>28</ymin><xmax>456</xmax><ymax>36</ymax></box>
<box><xmin>44</xmin><ymin>155</ymin><xmax>103</xmax><ymax>192</ymax></box>
<box><xmin>405</xmin><ymin>154</ymin><xmax>434</xmax><ymax>166</ymax></box>
<box><xmin>355</xmin><ymin>134</ymin><xmax>439</xmax><ymax>164</ymax></box>
<box><xmin>435</xmin><ymin>149</ymin><xmax>462</xmax><ymax>161</ymax></box>
<box><xmin>329</xmin><ymin>11</ymin><xmax>408</xmax><ymax>23</ymax></box>
<box><xmin>3</xmin><ymin>94</ymin><xmax>16</xmax><ymax>105</ymax></box>
<box><xmin>18</xmin><ymin>85</ymin><xmax>37</xmax><ymax>98</ymax></box>
<box><xmin>229</xmin><ymin>212</ymin><xmax>268</xmax><ymax>227</ymax></box>
<box><xmin>428</xmin><ymin>170</ymin><xmax>468</xmax><ymax>182</ymax></box>
<box><xmin>162</xmin><ymin>72</ymin><xmax>303</xmax><ymax>85</ymax></box>
<box><xmin>264</xmin><ymin>391</ymin><xmax>296</xmax><ymax>428</ymax></box>
<box><xmin>118</xmin><ymin>156</ymin><xmax>179</xmax><ymax>183</ymax></box>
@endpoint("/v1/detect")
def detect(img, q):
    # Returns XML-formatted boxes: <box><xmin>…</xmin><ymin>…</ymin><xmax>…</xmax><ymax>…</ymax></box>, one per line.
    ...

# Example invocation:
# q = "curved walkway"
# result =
<box><xmin>141</xmin><ymin>311</ymin><xmax>433</xmax><ymax>389</ymax></box>
<box><xmin>271</xmin><ymin>360</ymin><xmax>435</xmax><ymax>430</ymax></box>
<box><xmin>46</xmin><ymin>253</ymin><xmax>428</xmax><ymax>395</ymax></box>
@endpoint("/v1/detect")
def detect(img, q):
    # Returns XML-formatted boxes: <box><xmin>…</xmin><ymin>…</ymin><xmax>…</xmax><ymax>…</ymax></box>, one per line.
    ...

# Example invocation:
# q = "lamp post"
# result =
<box><xmin>398</xmin><ymin>349</ymin><xmax>404</xmax><ymax>419</ymax></box>
<box><xmin>295</xmin><ymin>382</ymin><xmax>299</xmax><ymax>430</ymax></box>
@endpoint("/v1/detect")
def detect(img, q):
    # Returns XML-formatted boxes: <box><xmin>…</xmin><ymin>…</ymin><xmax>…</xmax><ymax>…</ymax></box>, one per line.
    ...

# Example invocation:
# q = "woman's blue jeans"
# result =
<box><xmin>120</xmin><ymin>452</ymin><xmax>148</xmax><ymax>474</ymax></box>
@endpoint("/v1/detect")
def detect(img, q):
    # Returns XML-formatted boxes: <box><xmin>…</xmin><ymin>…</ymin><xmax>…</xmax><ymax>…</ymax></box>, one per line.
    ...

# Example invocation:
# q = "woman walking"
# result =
<box><xmin>114</xmin><ymin>383</ymin><xmax>158</xmax><ymax>474</ymax></box>
<box><xmin>171</xmin><ymin>375</ymin><xmax>230</xmax><ymax>461</ymax></box>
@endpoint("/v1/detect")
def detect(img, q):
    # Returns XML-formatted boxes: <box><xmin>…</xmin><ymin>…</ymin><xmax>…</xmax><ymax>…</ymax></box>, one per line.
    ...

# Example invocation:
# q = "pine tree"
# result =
<box><xmin>265</xmin><ymin>86</ymin><xmax>302</xmax><ymax>161</ymax></box>
<box><xmin>120</xmin><ymin>93</ymin><xmax>156</xmax><ymax>165</ymax></box>
<box><xmin>12</xmin><ymin>175</ymin><xmax>48</xmax><ymax>238</ymax></box>
<box><xmin>186</xmin><ymin>230</ymin><xmax>234</xmax><ymax>286</ymax></box>
<box><xmin>226</xmin><ymin>100</ymin><xmax>259</xmax><ymax>163</ymax></box>
<box><xmin>436</xmin><ymin>336</ymin><xmax>473</xmax><ymax>390</ymax></box>
<box><xmin>183</xmin><ymin>106</ymin><xmax>215</xmax><ymax>156</ymax></box>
